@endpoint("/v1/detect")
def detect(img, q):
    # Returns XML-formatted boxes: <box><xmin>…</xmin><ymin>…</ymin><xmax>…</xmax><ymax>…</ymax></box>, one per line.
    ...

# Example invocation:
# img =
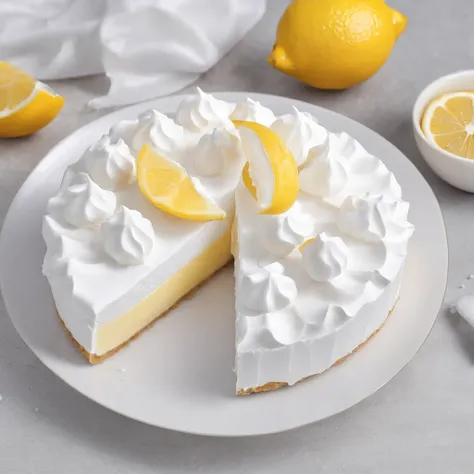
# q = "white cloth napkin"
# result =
<box><xmin>0</xmin><ymin>0</ymin><xmax>266</xmax><ymax>109</ymax></box>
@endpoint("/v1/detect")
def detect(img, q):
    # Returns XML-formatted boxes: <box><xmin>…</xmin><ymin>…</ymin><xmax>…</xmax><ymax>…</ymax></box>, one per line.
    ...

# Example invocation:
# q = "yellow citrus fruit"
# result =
<box><xmin>422</xmin><ymin>91</ymin><xmax>474</xmax><ymax>159</ymax></box>
<box><xmin>137</xmin><ymin>145</ymin><xmax>226</xmax><ymax>221</ymax></box>
<box><xmin>0</xmin><ymin>62</ymin><xmax>65</xmax><ymax>137</ymax></box>
<box><xmin>234</xmin><ymin>120</ymin><xmax>299</xmax><ymax>215</ymax></box>
<box><xmin>268</xmin><ymin>0</ymin><xmax>407</xmax><ymax>90</ymax></box>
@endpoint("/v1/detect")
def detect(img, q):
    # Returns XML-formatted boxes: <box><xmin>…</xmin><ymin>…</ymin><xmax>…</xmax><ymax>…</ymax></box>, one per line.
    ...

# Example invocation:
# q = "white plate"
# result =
<box><xmin>0</xmin><ymin>93</ymin><xmax>448</xmax><ymax>437</ymax></box>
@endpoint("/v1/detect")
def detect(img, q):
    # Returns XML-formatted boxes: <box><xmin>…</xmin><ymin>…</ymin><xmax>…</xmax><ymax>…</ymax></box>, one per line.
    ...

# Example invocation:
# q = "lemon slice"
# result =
<box><xmin>0</xmin><ymin>62</ymin><xmax>65</xmax><ymax>138</ymax></box>
<box><xmin>137</xmin><ymin>145</ymin><xmax>226</xmax><ymax>221</ymax></box>
<box><xmin>422</xmin><ymin>91</ymin><xmax>474</xmax><ymax>159</ymax></box>
<box><xmin>234</xmin><ymin>120</ymin><xmax>299</xmax><ymax>214</ymax></box>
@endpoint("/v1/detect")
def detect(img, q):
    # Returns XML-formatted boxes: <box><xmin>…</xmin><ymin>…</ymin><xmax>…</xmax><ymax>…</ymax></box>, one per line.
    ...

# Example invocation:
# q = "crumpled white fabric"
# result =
<box><xmin>0</xmin><ymin>0</ymin><xmax>266</xmax><ymax>109</ymax></box>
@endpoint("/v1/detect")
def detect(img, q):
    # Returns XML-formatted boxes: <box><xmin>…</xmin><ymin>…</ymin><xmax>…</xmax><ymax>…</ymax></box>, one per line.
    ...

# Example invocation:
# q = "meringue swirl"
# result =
<box><xmin>59</xmin><ymin>172</ymin><xmax>116</xmax><ymax>228</ymax></box>
<box><xmin>84</xmin><ymin>135</ymin><xmax>136</xmax><ymax>191</ymax></box>
<box><xmin>301</xmin><ymin>233</ymin><xmax>348</xmax><ymax>282</ymax></box>
<box><xmin>231</xmin><ymin>98</ymin><xmax>276</xmax><ymax>127</ymax></box>
<box><xmin>299</xmin><ymin>139</ymin><xmax>348</xmax><ymax>197</ymax></box>
<box><xmin>101</xmin><ymin>206</ymin><xmax>155</xmax><ymax>266</ymax></box>
<box><xmin>108</xmin><ymin>118</ymin><xmax>139</xmax><ymax>151</ymax></box>
<box><xmin>324</xmin><ymin>132</ymin><xmax>402</xmax><ymax>206</ymax></box>
<box><xmin>257</xmin><ymin>202</ymin><xmax>314</xmax><ymax>256</ymax></box>
<box><xmin>192</xmin><ymin>128</ymin><xmax>239</xmax><ymax>177</ymax></box>
<box><xmin>337</xmin><ymin>194</ymin><xmax>414</xmax><ymax>242</ymax></box>
<box><xmin>271</xmin><ymin>107</ymin><xmax>328</xmax><ymax>166</ymax></box>
<box><xmin>133</xmin><ymin>110</ymin><xmax>184</xmax><ymax>156</ymax></box>
<box><xmin>241</xmin><ymin>266</ymin><xmax>297</xmax><ymax>313</ymax></box>
<box><xmin>176</xmin><ymin>87</ymin><xmax>235</xmax><ymax>132</ymax></box>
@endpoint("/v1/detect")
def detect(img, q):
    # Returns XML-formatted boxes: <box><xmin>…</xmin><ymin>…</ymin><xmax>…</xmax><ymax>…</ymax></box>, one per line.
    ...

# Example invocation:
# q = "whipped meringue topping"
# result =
<box><xmin>321</xmin><ymin>132</ymin><xmax>402</xmax><ymax>206</ymax></box>
<box><xmin>84</xmin><ymin>135</ymin><xmax>136</xmax><ymax>190</ymax></box>
<box><xmin>301</xmin><ymin>233</ymin><xmax>348</xmax><ymax>282</ymax></box>
<box><xmin>133</xmin><ymin>110</ymin><xmax>184</xmax><ymax>156</ymax></box>
<box><xmin>192</xmin><ymin>128</ymin><xmax>239</xmax><ymax>177</ymax></box>
<box><xmin>41</xmin><ymin>90</ymin><xmax>415</xmax><ymax>393</ymax></box>
<box><xmin>108</xmin><ymin>119</ymin><xmax>139</xmax><ymax>149</ymax></box>
<box><xmin>109</xmin><ymin>110</ymin><xmax>185</xmax><ymax>156</ymax></box>
<box><xmin>299</xmin><ymin>140</ymin><xmax>348</xmax><ymax>197</ymax></box>
<box><xmin>101</xmin><ymin>206</ymin><xmax>155</xmax><ymax>266</ymax></box>
<box><xmin>57</xmin><ymin>172</ymin><xmax>116</xmax><ymax>228</ymax></box>
<box><xmin>271</xmin><ymin>106</ymin><xmax>328</xmax><ymax>167</ymax></box>
<box><xmin>231</xmin><ymin>98</ymin><xmax>276</xmax><ymax>127</ymax></box>
<box><xmin>176</xmin><ymin>87</ymin><xmax>235</xmax><ymax>133</ymax></box>
<box><xmin>257</xmin><ymin>202</ymin><xmax>314</xmax><ymax>256</ymax></box>
<box><xmin>241</xmin><ymin>267</ymin><xmax>297</xmax><ymax>313</ymax></box>
<box><xmin>337</xmin><ymin>194</ymin><xmax>414</xmax><ymax>242</ymax></box>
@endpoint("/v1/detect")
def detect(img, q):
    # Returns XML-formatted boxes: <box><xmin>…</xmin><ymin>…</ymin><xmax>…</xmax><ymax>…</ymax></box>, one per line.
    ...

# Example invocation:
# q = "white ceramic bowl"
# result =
<box><xmin>413</xmin><ymin>70</ymin><xmax>474</xmax><ymax>192</ymax></box>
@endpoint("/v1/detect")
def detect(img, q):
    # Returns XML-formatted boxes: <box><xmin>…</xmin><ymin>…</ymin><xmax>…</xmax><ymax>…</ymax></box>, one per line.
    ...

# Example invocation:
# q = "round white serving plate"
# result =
<box><xmin>0</xmin><ymin>92</ymin><xmax>448</xmax><ymax>437</ymax></box>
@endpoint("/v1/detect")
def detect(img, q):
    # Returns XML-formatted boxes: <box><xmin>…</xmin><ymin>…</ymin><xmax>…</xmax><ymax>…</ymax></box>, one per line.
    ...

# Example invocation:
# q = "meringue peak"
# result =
<box><xmin>299</xmin><ymin>139</ymin><xmax>348</xmax><ymax>197</ymax></box>
<box><xmin>101</xmin><ymin>206</ymin><xmax>155</xmax><ymax>266</ymax></box>
<box><xmin>176</xmin><ymin>87</ymin><xmax>235</xmax><ymax>133</ymax></box>
<box><xmin>84</xmin><ymin>135</ymin><xmax>136</xmax><ymax>190</ymax></box>
<box><xmin>257</xmin><ymin>201</ymin><xmax>314</xmax><ymax>256</ymax></box>
<box><xmin>134</xmin><ymin>109</ymin><xmax>184</xmax><ymax>156</ymax></box>
<box><xmin>108</xmin><ymin>110</ymin><xmax>185</xmax><ymax>157</ymax></box>
<box><xmin>59</xmin><ymin>171</ymin><xmax>116</xmax><ymax>228</ymax></box>
<box><xmin>301</xmin><ymin>233</ymin><xmax>348</xmax><ymax>282</ymax></box>
<box><xmin>337</xmin><ymin>194</ymin><xmax>414</xmax><ymax>242</ymax></box>
<box><xmin>231</xmin><ymin>98</ymin><xmax>276</xmax><ymax>127</ymax></box>
<box><xmin>192</xmin><ymin>128</ymin><xmax>240</xmax><ymax>177</ymax></box>
<box><xmin>241</xmin><ymin>267</ymin><xmax>297</xmax><ymax>313</ymax></box>
<box><xmin>271</xmin><ymin>107</ymin><xmax>328</xmax><ymax>166</ymax></box>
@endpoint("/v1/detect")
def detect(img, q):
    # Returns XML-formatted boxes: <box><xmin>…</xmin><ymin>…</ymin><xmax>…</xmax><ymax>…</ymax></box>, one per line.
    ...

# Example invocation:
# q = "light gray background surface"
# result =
<box><xmin>1</xmin><ymin>1</ymin><xmax>474</xmax><ymax>472</ymax></box>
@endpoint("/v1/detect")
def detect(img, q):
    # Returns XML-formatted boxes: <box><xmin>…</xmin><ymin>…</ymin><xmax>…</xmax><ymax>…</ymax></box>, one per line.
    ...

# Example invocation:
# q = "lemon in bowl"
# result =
<box><xmin>413</xmin><ymin>70</ymin><xmax>474</xmax><ymax>193</ymax></box>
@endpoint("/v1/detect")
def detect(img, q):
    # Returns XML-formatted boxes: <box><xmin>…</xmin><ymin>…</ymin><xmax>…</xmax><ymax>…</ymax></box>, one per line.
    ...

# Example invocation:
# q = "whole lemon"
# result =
<box><xmin>268</xmin><ymin>0</ymin><xmax>407</xmax><ymax>89</ymax></box>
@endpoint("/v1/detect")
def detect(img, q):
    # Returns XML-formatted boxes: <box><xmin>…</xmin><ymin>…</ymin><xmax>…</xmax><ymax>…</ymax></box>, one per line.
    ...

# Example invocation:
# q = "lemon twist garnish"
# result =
<box><xmin>234</xmin><ymin>120</ymin><xmax>299</xmax><ymax>215</ymax></box>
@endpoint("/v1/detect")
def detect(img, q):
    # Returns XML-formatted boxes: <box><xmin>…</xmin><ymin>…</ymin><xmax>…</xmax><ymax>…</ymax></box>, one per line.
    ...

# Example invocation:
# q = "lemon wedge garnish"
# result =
<box><xmin>137</xmin><ymin>145</ymin><xmax>226</xmax><ymax>221</ymax></box>
<box><xmin>235</xmin><ymin>120</ymin><xmax>299</xmax><ymax>214</ymax></box>
<box><xmin>422</xmin><ymin>91</ymin><xmax>474</xmax><ymax>159</ymax></box>
<box><xmin>0</xmin><ymin>62</ymin><xmax>65</xmax><ymax>138</ymax></box>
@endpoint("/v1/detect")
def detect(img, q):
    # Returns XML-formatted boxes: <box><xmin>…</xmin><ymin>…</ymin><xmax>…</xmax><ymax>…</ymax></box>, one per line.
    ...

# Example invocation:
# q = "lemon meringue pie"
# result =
<box><xmin>42</xmin><ymin>89</ymin><xmax>414</xmax><ymax>394</ymax></box>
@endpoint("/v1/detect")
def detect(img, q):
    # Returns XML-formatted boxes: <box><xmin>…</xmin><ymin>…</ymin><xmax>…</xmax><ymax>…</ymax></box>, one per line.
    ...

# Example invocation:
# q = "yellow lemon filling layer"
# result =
<box><xmin>77</xmin><ymin>231</ymin><xmax>232</xmax><ymax>358</ymax></box>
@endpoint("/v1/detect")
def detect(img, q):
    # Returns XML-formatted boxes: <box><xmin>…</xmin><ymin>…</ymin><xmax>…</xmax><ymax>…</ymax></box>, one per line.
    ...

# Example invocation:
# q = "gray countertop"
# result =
<box><xmin>2</xmin><ymin>1</ymin><xmax>474</xmax><ymax>472</ymax></box>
